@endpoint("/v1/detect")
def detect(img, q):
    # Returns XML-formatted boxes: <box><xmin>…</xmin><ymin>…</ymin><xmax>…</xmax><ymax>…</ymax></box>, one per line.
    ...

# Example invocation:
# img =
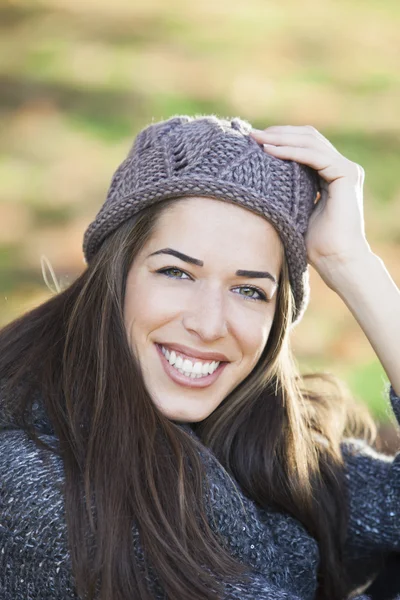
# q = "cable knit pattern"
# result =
<box><xmin>1</xmin><ymin>384</ymin><xmax>400</xmax><ymax>599</ymax></box>
<box><xmin>81</xmin><ymin>115</ymin><xmax>320</xmax><ymax>327</ymax></box>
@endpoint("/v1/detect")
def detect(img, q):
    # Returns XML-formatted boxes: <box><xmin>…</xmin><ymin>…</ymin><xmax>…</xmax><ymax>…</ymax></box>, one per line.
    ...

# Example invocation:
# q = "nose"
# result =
<box><xmin>182</xmin><ymin>282</ymin><xmax>229</xmax><ymax>342</ymax></box>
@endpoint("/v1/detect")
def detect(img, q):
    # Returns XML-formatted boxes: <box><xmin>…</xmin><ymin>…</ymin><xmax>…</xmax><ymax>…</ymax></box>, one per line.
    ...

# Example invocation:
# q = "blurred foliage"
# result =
<box><xmin>0</xmin><ymin>0</ymin><xmax>399</xmax><ymax>421</ymax></box>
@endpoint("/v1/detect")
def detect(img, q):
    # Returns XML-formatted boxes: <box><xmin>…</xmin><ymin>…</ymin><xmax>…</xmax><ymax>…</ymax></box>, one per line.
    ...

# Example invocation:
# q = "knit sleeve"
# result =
<box><xmin>340</xmin><ymin>383</ymin><xmax>400</xmax><ymax>591</ymax></box>
<box><xmin>0</xmin><ymin>429</ymin><xmax>82</xmax><ymax>599</ymax></box>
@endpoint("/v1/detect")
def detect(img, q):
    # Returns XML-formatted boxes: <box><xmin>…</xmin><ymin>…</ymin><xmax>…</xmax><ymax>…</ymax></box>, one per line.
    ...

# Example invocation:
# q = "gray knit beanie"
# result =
<box><xmin>83</xmin><ymin>115</ymin><xmax>320</xmax><ymax>327</ymax></box>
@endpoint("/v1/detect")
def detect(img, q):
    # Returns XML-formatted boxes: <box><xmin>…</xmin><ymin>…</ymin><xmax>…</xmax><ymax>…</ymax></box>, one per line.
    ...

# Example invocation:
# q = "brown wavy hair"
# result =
<box><xmin>0</xmin><ymin>197</ymin><xmax>376</xmax><ymax>600</ymax></box>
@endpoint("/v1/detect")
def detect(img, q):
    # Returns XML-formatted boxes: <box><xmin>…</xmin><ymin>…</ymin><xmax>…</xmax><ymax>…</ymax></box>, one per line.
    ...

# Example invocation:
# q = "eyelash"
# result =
<box><xmin>156</xmin><ymin>267</ymin><xmax>270</xmax><ymax>303</ymax></box>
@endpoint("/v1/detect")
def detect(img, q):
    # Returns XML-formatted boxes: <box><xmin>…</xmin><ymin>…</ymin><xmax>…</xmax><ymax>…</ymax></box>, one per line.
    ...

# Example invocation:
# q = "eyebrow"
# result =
<box><xmin>147</xmin><ymin>247</ymin><xmax>278</xmax><ymax>285</ymax></box>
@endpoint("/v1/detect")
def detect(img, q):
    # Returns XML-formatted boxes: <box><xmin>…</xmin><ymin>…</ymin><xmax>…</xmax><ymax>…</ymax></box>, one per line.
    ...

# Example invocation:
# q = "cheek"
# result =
<box><xmin>124</xmin><ymin>276</ymin><xmax>179</xmax><ymax>337</ymax></box>
<box><xmin>233</xmin><ymin>311</ymin><xmax>274</xmax><ymax>367</ymax></box>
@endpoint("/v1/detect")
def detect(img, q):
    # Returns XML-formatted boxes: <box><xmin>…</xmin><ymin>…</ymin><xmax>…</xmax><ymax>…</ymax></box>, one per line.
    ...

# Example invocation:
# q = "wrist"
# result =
<box><xmin>313</xmin><ymin>247</ymin><xmax>379</xmax><ymax>295</ymax></box>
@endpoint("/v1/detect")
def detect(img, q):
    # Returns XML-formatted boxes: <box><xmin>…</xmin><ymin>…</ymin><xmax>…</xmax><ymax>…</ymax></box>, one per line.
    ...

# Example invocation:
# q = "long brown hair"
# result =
<box><xmin>0</xmin><ymin>197</ymin><xmax>376</xmax><ymax>600</ymax></box>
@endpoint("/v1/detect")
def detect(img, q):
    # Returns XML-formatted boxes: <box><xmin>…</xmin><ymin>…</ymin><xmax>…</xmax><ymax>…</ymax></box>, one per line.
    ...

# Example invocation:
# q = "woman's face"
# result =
<box><xmin>123</xmin><ymin>196</ymin><xmax>283</xmax><ymax>423</ymax></box>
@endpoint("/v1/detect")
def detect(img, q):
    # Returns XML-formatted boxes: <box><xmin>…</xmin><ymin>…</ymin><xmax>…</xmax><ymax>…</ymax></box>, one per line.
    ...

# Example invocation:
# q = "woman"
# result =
<box><xmin>0</xmin><ymin>115</ymin><xmax>399</xmax><ymax>600</ymax></box>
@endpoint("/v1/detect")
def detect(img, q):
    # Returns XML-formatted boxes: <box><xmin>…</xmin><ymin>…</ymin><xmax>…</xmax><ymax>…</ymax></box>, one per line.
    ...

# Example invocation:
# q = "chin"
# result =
<box><xmin>156</xmin><ymin>400</ymin><xmax>216</xmax><ymax>423</ymax></box>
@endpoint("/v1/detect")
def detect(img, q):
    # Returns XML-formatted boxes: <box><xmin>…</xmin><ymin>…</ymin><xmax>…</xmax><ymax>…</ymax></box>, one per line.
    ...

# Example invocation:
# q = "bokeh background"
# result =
<box><xmin>1</xmin><ymin>0</ymin><xmax>399</xmax><ymax>438</ymax></box>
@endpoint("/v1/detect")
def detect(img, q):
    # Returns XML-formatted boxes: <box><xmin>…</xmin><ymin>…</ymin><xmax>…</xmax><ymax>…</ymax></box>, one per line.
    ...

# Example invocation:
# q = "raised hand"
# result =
<box><xmin>249</xmin><ymin>125</ymin><xmax>372</xmax><ymax>286</ymax></box>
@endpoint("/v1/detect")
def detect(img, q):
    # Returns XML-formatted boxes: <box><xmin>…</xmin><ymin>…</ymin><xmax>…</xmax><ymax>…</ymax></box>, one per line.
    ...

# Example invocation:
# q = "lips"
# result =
<box><xmin>157</xmin><ymin>342</ymin><xmax>229</xmax><ymax>363</ymax></box>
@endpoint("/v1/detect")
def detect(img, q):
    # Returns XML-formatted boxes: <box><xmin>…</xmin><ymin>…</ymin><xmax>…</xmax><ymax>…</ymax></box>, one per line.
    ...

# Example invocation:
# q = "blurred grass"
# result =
<box><xmin>345</xmin><ymin>361</ymin><xmax>392</xmax><ymax>422</ymax></box>
<box><xmin>0</xmin><ymin>0</ymin><xmax>399</xmax><ymax>421</ymax></box>
<box><xmin>298</xmin><ymin>355</ymin><xmax>392</xmax><ymax>422</ymax></box>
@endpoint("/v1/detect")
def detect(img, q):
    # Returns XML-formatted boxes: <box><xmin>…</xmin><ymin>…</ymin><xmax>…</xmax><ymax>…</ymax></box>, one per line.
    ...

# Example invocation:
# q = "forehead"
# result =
<box><xmin>156</xmin><ymin>196</ymin><xmax>281</xmax><ymax>242</ymax></box>
<box><xmin>147</xmin><ymin>196</ymin><xmax>284</xmax><ymax>270</ymax></box>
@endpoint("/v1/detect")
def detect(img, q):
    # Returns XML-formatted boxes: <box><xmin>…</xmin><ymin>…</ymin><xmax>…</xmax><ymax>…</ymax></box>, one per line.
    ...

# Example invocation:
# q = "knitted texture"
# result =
<box><xmin>82</xmin><ymin>115</ymin><xmax>320</xmax><ymax>327</ymax></box>
<box><xmin>2</xmin><ymin>384</ymin><xmax>400</xmax><ymax>599</ymax></box>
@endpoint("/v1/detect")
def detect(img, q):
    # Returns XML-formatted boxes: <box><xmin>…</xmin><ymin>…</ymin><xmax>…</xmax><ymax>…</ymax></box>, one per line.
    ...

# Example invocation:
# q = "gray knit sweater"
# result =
<box><xmin>1</xmin><ymin>384</ymin><xmax>400</xmax><ymax>599</ymax></box>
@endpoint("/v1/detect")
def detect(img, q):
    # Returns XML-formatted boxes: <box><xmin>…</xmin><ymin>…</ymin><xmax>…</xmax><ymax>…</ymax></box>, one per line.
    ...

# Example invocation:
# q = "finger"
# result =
<box><xmin>262</xmin><ymin>145</ymin><xmax>360</xmax><ymax>185</ymax></box>
<box><xmin>261</xmin><ymin>144</ymin><xmax>333</xmax><ymax>173</ymax></box>
<box><xmin>251</xmin><ymin>131</ymin><xmax>330</xmax><ymax>152</ymax></box>
<box><xmin>257</xmin><ymin>125</ymin><xmax>317</xmax><ymax>133</ymax></box>
<box><xmin>251</xmin><ymin>125</ymin><xmax>336</xmax><ymax>150</ymax></box>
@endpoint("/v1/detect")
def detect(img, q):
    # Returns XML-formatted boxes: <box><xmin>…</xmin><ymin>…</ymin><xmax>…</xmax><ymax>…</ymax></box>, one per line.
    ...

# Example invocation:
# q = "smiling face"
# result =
<box><xmin>123</xmin><ymin>196</ymin><xmax>284</xmax><ymax>423</ymax></box>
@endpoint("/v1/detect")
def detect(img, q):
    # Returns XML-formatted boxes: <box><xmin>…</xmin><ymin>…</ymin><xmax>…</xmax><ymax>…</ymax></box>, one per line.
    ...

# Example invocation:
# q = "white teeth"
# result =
<box><xmin>201</xmin><ymin>362</ymin><xmax>209</xmax><ymax>375</ymax></box>
<box><xmin>192</xmin><ymin>362</ymin><xmax>203</xmax><ymax>375</ymax></box>
<box><xmin>182</xmin><ymin>358</ymin><xmax>192</xmax><ymax>372</ymax></box>
<box><xmin>160</xmin><ymin>345</ymin><xmax>221</xmax><ymax>378</ymax></box>
<box><xmin>209</xmin><ymin>361</ymin><xmax>217</xmax><ymax>374</ymax></box>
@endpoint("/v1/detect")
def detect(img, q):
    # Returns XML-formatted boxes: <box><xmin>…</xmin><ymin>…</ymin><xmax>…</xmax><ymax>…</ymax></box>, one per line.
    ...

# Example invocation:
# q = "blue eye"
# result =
<box><xmin>156</xmin><ymin>267</ymin><xmax>269</xmax><ymax>303</ymax></box>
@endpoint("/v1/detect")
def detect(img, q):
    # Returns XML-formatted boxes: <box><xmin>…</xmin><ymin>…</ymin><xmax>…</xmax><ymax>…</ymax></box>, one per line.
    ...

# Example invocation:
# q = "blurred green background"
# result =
<box><xmin>0</xmin><ymin>0</ymin><xmax>399</xmax><ymax>425</ymax></box>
